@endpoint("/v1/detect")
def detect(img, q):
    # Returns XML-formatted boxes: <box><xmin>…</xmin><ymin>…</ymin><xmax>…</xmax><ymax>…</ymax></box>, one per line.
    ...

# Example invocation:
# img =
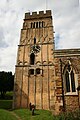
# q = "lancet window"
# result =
<box><xmin>64</xmin><ymin>62</ymin><xmax>77</xmax><ymax>94</ymax></box>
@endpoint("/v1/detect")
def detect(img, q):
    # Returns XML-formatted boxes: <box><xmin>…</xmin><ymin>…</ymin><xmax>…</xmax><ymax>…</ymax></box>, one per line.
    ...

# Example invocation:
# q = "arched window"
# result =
<box><xmin>71</xmin><ymin>70</ymin><xmax>76</xmax><ymax>92</ymax></box>
<box><xmin>64</xmin><ymin>63</ymin><xmax>76</xmax><ymax>94</ymax></box>
<box><xmin>30</xmin><ymin>53</ymin><xmax>35</xmax><ymax>65</ymax></box>
<box><xmin>65</xmin><ymin>71</ymin><xmax>70</xmax><ymax>92</ymax></box>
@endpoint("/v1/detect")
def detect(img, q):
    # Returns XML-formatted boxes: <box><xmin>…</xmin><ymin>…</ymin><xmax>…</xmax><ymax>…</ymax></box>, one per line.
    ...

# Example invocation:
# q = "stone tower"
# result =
<box><xmin>13</xmin><ymin>10</ymin><xmax>55</xmax><ymax>110</ymax></box>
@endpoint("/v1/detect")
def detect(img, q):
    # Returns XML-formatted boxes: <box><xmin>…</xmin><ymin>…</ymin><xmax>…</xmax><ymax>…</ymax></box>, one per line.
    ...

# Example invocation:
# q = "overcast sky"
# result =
<box><xmin>0</xmin><ymin>0</ymin><xmax>80</xmax><ymax>73</ymax></box>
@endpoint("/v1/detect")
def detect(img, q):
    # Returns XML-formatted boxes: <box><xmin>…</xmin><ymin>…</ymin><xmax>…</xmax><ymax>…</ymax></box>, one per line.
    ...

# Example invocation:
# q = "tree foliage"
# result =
<box><xmin>0</xmin><ymin>71</ymin><xmax>14</xmax><ymax>98</ymax></box>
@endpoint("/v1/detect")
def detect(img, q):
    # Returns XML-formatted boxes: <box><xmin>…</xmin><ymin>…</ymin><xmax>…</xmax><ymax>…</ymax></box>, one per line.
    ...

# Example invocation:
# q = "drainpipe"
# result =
<box><xmin>77</xmin><ymin>86</ymin><xmax>80</xmax><ymax>108</ymax></box>
<box><xmin>60</xmin><ymin>59</ymin><xmax>65</xmax><ymax>111</ymax></box>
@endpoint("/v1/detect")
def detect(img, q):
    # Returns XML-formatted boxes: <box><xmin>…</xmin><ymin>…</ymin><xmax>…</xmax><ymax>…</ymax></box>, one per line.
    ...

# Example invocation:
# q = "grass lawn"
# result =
<box><xmin>0</xmin><ymin>91</ymin><xmax>13</xmax><ymax>109</ymax></box>
<box><xmin>0</xmin><ymin>96</ymin><xmax>80</xmax><ymax>120</ymax></box>
<box><xmin>0</xmin><ymin>109</ymin><xmax>54</xmax><ymax>120</ymax></box>
<box><xmin>14</xmin><ymin>109</ymin><xmax>54</xmax><ymax>120</ymax></box>
<box><xmin>14</xmin><ymin>109</ymin><xmax>80</xmax><ymax>120</ymax></box>
<box><xmin>0</xmin><ymin>108</ymin><xmax>80</xmax><ymax>120</ymax></box>
<box><xmin>0</xmin><ymin>109</ymin><xmax>17</xmax><ymax>120</ymax></box>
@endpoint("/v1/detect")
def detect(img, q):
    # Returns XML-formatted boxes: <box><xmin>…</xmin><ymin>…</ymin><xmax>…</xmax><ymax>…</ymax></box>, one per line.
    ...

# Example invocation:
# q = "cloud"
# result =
<box><xmin>0</xmin><ymin>0</ymin><xmax>80</xmax><ymax>73</ymax></box>
<box><xmin>0</xmin><ymin>27</ymin><xmax>8</xmax><ymax>48</ymax></box>
<box><xmin>54</xmin><ymin>0</ymin><xmax>80</xmax><ymax>49</ymax></box>
<box><xmin>0</xmin><ymin>46</ymin><xmax>17</xmax><ymax>72</ymax></box>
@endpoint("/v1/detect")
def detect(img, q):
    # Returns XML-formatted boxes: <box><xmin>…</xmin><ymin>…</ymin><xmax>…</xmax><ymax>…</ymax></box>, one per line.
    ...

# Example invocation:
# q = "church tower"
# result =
<box><xmin>13</xmin><ymin>10</ymin><xmax>55</xmax><ymax>110</ymax></box>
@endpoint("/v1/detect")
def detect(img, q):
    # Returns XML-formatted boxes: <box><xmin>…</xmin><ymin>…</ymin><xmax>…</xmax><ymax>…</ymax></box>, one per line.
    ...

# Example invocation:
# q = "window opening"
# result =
<box><xmin>31</xmin><ymin>22</ymin><xmax>33</xmax><ymax>28</ymax></box>
<box><xmin>34</xmin><ymin>37</ymin><xmax>36</xmax><ymax>44</ymax></box>
<box><xmin>36</xmin><ymin>22</ymin><xmax>38</xmax><ymax>28</ymax></box>
<box><xmin>71</xmin><ymin>70</ymin><xmax>76</xmax><ymax>92</ymax></box>
<box><xmin>42</xmin><ymin>21</ymin><xmax>44</xmax><ymax>27</ymax></box>
<box><xmin>33</xmin><ymin>22</ymin><xmax>35</xmax><ymax>28</ymax></box>
<box><xmin>65</xmin><ymin>71</ymin><xmax>70</xmax><ymax>92</ymax></box>
<box><xmin>67</xmin><ymin>64</ymin><xmax>71</xmax><ymax>72</ymax></box>
<box><xmin>30</xmin><ymin>53</ymin><xmax>35</xmax><ymax>65</ymax></box>
<box><xmin>39</xmin><ymin>22</ymin><xmax>41</xmax><ymax>28</ymax></box>
<box><xmin>29</xmin><ymin>69</ymin><xmax>34</xmax><ymax>75</ymax></box>
<box><xmin>64</xmin><ymin>63</ymin><xmax>76</xmax><ymax>93</ymax></box>
<box><xmin>36</xmin><ymin>68</ymin><xmax>40</xmax><ymax>74</ymax></box>
<box><xmin>31</xmin><ymin>21</ymin><xmax>45</xmax><ymax>28</ymax></box>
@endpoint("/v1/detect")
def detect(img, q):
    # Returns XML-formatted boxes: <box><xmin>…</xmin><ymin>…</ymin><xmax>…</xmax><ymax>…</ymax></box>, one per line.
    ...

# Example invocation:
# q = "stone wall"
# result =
<box><xmin>54</xmin><ymin>49</ymin><xmax>80</xmax><ymax>113</ymax></box>
<box><xmin>13</xmin><ymin>10</ymin><xmax>55</xmax><ymax>111</ymax></box>
<box><xmin>13</xmin><ymin>10</ymin><xmax>80</xmax><ymax>114</ymax></box>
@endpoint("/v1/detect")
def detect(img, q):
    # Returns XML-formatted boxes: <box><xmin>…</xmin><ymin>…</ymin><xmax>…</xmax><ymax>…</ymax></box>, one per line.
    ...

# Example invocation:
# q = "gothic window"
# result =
<box><xmin>71</xmin><ymin>70</ymin><xmax>76</xmax><ymax>92</ymax></box>
<box><xmin>64</xmin><ymin>63</ymin><xmax>76</xmax><ymax>94</ymax></box>
<box><xmin>30</xmin><ymin>53</ymin><xmax>35</xmax><ymax>65</ymax></box>
<box><xmin>65</xmin><ymin>71</ymin><xmax>70</xmax><ymax>92</ymax></box>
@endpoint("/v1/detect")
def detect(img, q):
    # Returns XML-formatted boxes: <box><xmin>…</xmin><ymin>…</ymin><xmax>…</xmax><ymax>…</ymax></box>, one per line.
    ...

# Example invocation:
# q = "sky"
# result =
<box><xmin>0</xmin><ymin>0</ymin><xmax>80</xmax><ymax>73</ymax></box>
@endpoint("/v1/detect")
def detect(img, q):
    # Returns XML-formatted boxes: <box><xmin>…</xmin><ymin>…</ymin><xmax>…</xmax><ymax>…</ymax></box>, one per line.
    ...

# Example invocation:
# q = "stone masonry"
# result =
<box><xmin>13</xmin><ymin>10</ymin><xmax>80</xmax><ymax>114</ymax></box>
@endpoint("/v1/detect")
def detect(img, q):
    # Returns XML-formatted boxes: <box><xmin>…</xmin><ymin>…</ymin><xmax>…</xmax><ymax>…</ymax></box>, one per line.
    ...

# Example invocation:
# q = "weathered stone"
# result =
<box><xmin>13</xmin><ymin>10</ymin><xmax>80</xmax><ymax>114</ymax></box>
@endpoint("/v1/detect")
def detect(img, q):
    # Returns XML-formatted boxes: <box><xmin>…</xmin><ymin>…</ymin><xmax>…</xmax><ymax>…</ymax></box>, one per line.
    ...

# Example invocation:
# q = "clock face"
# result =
<box><xmin>31</xmin><ymin>45</ymin><xmax>40</xmax><ymax>53</ymax></box>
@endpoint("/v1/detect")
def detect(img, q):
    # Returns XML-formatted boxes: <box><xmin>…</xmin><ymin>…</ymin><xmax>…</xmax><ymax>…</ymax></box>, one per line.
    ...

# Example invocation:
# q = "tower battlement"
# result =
<box><xmin>25</xmin><ymin>10</ymin><xmax>52</xmax><ymax>20</ymax></box>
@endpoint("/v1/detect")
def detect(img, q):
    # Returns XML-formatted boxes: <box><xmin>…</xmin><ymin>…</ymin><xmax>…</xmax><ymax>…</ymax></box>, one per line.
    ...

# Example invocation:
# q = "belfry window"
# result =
<box><xmin>36</xmin><ymin>22</ymin><xmax>38</xmax><ymax>28</ymax></box>
<box><xmin>31</xmin><ymin>21</ymin><xmax>45</xmax><ymax>28</ymax></box>
<box><xmin>30</xmin><ymin>53</ymin><xmax>35</xmax><ymax>65</ymax></box>
<box><xmin>64</xmin><ymin>63</ymin><xmax>76</xmax><ymax>94</ymax></box>
<box><xmin>33</xmin><ymin>22</ymin><xmax>35</xmax><ymax>28</ymax></box>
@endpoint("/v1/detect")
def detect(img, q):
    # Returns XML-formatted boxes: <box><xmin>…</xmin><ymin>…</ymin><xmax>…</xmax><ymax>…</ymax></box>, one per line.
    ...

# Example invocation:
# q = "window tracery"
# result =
<box><xmin>64</xmin><ymin>62</ymin><xmax>77</xmax><ymax>94</ymax></box>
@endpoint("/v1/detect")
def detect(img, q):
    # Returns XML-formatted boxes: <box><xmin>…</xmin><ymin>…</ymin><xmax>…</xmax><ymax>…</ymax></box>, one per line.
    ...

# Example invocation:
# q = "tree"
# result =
<box><xmin>0</xmin><ymin>71</ymin><xmax>14</xmax><ymax>98</ymax></box>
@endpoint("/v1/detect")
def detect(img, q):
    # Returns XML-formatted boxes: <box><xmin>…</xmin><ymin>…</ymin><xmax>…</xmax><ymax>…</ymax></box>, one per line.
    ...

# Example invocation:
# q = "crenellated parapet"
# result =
<box><xmin>25</xmin><ymin>10</ymin><xmax>52</xmax><ymax>20</ymax></box>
